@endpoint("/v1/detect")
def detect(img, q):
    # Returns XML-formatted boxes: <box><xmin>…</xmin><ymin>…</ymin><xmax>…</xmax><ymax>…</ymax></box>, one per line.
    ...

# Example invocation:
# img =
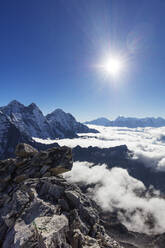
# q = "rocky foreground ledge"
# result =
<box><xmin>0</xmin><ymin>143</ymin><xmax>123</xmax><ymax>248</ymax></box>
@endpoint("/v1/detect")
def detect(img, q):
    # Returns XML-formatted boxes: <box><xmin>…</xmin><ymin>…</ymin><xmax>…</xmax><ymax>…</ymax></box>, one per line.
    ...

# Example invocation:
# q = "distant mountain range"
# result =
<box><xmin>0</xmin><ymin>100</ymin><xmax>98</xmax><ymax>159</ymax></box>
<box><xmin>85</xmin><ymin>116</ymin><xmax>165</xmax><ymax>128</ymax></box>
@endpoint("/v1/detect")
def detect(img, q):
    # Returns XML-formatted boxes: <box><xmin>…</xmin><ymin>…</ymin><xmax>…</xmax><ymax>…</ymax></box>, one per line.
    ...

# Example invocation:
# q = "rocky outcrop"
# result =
<box><xmin>0</xmin><ymin>144</ymin><xmax>72</xmax><ymax>192</ymax></box>
<box><xmin>1</xmin><ymin>144</ymin><xmax>165</xmax><ymax>248</ymax></box>
<box><xmin>0</xmin><ymin>175</ymin><xmax>126</xmax><ymax>248</ymax></box>
<box><xmin>0</xmin><ymin>144</ymin><xmax>123</xmax><ymax>248</ymax></box>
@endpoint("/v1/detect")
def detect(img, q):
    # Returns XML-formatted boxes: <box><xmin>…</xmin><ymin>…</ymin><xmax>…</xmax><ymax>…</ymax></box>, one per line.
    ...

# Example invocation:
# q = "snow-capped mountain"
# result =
<box><xmin>46</xmin><ymin>108</ymin><xmax>98</xmax><ymax>138</ymax></box>
<box><xmin>0</xmin><ymin>100</ymin><xmax>98</xmax><ymax>139</ymax></box>
<box><xmin>0</xmin><ymin>100</ymin><xmax>98</xmax><ymax>158</ymax></box>
<box><xmin>0</xmin><ymin>100</ymin><xmax>54</xmax><ymax>139</ymax></box>
<box><xmin>85</xmin><ymin>116</ymin><xmax>165</xmax><ymax>128</ymax></box>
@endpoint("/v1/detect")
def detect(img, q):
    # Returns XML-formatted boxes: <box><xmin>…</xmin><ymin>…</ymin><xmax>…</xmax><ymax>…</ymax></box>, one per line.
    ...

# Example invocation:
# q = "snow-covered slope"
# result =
<box><xmin>0</xmin><ymin>101</ymin><xmax>98</xmax><ymax>153</ymax></box>
<box><xmin>46</xmin><ymin>108</ymin><xmax>98</xmax><ymax>138</ymax></box>
<box><xmin>0</xmin><ymin>101</ymin><xmax>98</xmax><ymax>158</ymax></box>
<box><xmin>0</xmin><ymin>100</ymin><xmax>54</xmax><ymax>139</ymax></box>
<box><xmin>85</xmin><ymin>116</ymin><xmax>165</xmax><ymax>128</ymax></box>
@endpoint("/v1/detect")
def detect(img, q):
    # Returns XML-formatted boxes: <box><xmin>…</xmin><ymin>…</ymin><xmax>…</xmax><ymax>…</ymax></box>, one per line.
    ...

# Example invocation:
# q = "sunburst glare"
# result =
<box><xmin>102</xmin><ymin>57</ymin><xmax>123</xmax><ymax>77</ymax></box>
<box><xmin>99</xmin><ymin>55</ymin><xmax>125</xmax><ymax>79</ymax></box>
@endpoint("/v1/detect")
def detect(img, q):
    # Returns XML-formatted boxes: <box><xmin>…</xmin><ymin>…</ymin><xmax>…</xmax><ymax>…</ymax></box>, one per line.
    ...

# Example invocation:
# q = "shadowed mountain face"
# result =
<box><xmin>0</xmin><ymin>111</ymin><xmax>32</xmax><ymax>159</ymax></box>
<box><xmin>0</xmin><ymin>100</ymin><xmax>98</xmax><ymax>159</ymax></box>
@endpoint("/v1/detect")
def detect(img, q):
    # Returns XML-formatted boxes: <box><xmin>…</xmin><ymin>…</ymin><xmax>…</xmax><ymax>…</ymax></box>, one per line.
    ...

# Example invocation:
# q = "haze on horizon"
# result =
<box><xmin>0</xmin><ymin>0</ymin><xmax>165</xmax><ymax>122</ymax></box>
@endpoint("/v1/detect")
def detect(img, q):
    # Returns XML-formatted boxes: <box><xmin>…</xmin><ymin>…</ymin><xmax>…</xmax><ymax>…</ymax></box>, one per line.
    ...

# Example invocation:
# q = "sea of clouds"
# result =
<box><xmin>34</xmin><ymin>125</ymin><xmax>165</xmax><ymax>171</ymax></box>
<box><xmin>64</xmin><ymin>162</ymin><xmax>165</xmax><ymax>234</ymax></box>
<box><xmin>33</xmin><ymin>125</ymin><xmax>165</xmax><ymax>234</ymax></box>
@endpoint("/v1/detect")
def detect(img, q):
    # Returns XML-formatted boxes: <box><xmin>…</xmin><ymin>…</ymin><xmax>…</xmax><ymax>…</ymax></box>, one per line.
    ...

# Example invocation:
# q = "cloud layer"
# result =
<box><xmin>34</xmin><ymin>125</ymin><xmax>165</xmax><ymax>171</ymax></box>
<box><xmin>64</xmin><ymin>162</ymin><xmax>165</xmax><ymax>234</ymax></box>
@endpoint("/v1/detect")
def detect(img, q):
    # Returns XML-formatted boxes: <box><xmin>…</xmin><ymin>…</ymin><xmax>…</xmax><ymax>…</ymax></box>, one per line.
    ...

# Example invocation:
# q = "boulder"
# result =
<box><xmin>34</xmin><ymin>215</ymin><xmax>70</xmax><ymax>248</ymax></box>
<box><xmin>0</xmin><ymin>144</ymin><xmax>73</xmax><ymax>193</ymax></box>
<box><xmin>15</xmin><ymin>143</ymin><xmax>38</xmax><ymax>158</ymax></box>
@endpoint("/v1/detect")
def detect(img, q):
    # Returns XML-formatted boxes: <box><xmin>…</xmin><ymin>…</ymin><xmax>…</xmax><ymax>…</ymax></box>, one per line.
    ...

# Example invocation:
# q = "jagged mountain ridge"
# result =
<box><xmin>0</xmin><ymin>100</ymin><xmax>98</xmax><ymax>138</ymax></box>
<box><xmin>0</xmin><ymin>100</ymin><xmax>98</xmax><ymax>159</ymax></box>
<box><xmin>85</xmin><ymin>116</ymin><xmax>165</xmax><ymax>127</ymax></box>
<box><xmin>46</xmin><ymin>108</ymin><xmax>97</xmax><ymax>137</ymax></box>
<box><xmin>0</xmin><ymin>100</ymin><xmax>54</xmax><ymax>139</ymax></box>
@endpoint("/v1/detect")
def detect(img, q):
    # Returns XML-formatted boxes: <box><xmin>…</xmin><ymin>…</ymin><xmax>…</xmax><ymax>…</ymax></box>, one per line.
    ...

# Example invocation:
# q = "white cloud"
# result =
<box><xmin>33</xmin><ymin>125</ymin><xmax>165</xmax><ymax>171</ymax></box>
<box><xmin>157</xmin><ymin>158</ymin><xmax>165</xmax><ymax>172</ymax></box>
<box><xmin>64</xmin><ymin>162</ymin><xmax>165</xmax><ymax>234</ymax></box>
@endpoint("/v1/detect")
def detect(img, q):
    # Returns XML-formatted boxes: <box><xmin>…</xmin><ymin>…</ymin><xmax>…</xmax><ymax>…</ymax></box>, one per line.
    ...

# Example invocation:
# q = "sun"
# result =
<box><xmin>101</xmin><ymin>57</ymin><xmax>123</xmax><ymax>77</ymax></box>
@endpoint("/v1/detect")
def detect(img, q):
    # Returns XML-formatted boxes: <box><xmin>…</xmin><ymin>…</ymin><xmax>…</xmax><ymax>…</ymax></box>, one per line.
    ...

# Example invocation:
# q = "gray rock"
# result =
<box><xmin>34</xmin><ymin>215</ymin><xmax>70</xmax><ymax>248</ymax></box>
<box><xmin>0</xmin><ymin>175</ymin><xmax>124</xmax><ymax>248</ymax></box>
<box><xmin>15</xmin><ymin>143</ymin><xmax>38</xmax><ymax>158</ymax></box>
<box><xmin>65</xmin><ymin>190</ymin><xmax>80</xmax><ymax>208</ymax></box>
<box><xmin>2</xmin><ymin>220</ymin><xmax>34</xmax><ymax>248</ymax></box>
<box><xmin>1</xmin><ymin>145</ymin><xmax>163</xmax><ymax>248</ymax></box>
<box><xmin>58</xmin><ymin>199</ymin><xmax>70</xmax><ymax>211</ymax></box>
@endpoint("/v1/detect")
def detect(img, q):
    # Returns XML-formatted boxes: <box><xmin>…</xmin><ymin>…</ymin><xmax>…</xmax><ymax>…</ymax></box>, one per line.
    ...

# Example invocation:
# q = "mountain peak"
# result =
<box><xmin>27</xmin><ymin>102</ymin><xmax>40</xmax><ymax>111</ymax></box>
<box><xmin>8</xmin><ymin>100</ymin><xmax>24</xmax><ymax>107</ymax></box>
<box><xmin>0</xmin><ymin>100</ymin><xmax>25</xmax><ymax>114</ymax></box>
<box><xmin>85</xmin><ymin>117</ymin><xmax>111</xmax><ymax>126</ymax></box>
<box><xmin>53</xmin><ymin>108</ymin><xmax>65</xmax><ymax>114</ymax></box>
<box><xmin>115</xmin><ymin>115</ymin><xmax>125</xmax><ymax>121</ymax></box>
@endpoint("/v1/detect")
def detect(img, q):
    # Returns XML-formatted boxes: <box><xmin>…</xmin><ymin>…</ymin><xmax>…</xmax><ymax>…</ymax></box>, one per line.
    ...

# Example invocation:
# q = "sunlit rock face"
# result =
<box><xmin>0</xmin><ymin>144</ymin><xmax>123</xmax><ymax>248</ymax></box>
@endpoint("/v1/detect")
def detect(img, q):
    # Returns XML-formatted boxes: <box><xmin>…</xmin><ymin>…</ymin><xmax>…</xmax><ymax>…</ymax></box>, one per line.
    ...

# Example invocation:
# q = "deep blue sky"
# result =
<box><xmin>0</xmin><ymin>0</ymin><xmax>165</xmax><ymax>121</ymax></box>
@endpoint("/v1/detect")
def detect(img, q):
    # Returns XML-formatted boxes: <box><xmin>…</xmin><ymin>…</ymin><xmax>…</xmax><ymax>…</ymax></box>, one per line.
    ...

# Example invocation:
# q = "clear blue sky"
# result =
<box><xmin>0</xmin><ymin>0</ymin><xmax>165</xmax><ymax>121</ymax></box>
